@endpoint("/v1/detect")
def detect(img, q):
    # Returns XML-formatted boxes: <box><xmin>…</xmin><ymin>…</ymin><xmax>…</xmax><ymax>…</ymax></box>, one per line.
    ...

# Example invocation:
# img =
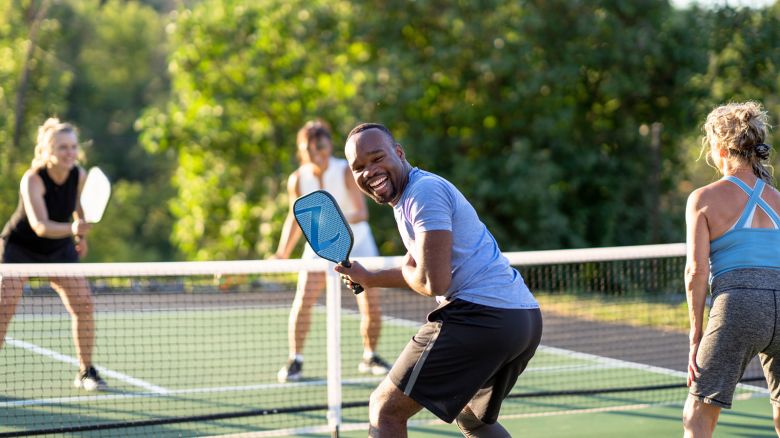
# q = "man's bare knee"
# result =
<box><xmin>456</xmin><ymin>409</ymin><xmax>510</xmax><ymax>438</ymax></box>
<box><xmin>369</xmin><ymin>382</ymin><xmax>399</xmax><ymax>421</ymax></box>
<box><xmin>369</xmin><ymin>379</ymin><xmax>421</xmax><ymax>430</ymax></box>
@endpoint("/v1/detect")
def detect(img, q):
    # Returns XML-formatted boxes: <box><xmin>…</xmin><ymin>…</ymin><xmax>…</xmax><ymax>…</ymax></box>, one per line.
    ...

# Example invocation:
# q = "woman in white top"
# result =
<box><xmin>274</xmin><ymin>120</ymin><xmax>390</xmax><ymax>382</ymax></box>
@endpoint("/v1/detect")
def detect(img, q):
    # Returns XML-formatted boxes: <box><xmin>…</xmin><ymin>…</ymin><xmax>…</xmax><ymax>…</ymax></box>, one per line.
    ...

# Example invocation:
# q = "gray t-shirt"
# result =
<box><xmin>393</xmin><ymin>168</ymin><xmax>538</xmax><ymax>309</ymax></box>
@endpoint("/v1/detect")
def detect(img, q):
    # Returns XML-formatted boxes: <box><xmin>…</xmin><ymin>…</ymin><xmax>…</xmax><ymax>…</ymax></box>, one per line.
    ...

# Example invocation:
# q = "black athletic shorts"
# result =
<box><xmin>388</xmin><ymin>298</ymin><xmax>543</xmax><ymax>423</ymax></box>
<box><xmin>0</xmin><ymin>239</ymin><xmax>78</xmax><ymax>263</ymax></box>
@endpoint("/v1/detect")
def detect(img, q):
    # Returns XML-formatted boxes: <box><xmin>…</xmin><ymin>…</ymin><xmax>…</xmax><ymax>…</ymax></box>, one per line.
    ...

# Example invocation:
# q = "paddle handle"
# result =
<box><xmin>340</xmin><ymin>261</ymin><xmax>364</xmax><ymax>294</ymax></box>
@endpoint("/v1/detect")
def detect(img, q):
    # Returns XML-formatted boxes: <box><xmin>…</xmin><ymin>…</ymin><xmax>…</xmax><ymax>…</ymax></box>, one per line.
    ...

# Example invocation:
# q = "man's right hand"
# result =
<box><xmin>335</xmin><ymin>260</ymin><xmax>371</xmax><ymax>289</ymax></box>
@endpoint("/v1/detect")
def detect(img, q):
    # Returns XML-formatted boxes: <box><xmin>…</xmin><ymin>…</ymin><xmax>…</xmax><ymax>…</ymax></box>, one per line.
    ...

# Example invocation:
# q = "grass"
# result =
<box><xmin>535</xmin><ymin>292</ymin><xmax>708</xmax><ymax>332</ymax></box>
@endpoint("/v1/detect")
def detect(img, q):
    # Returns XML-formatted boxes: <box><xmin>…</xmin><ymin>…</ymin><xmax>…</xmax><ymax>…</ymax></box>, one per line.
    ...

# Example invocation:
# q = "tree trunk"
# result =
<box><xmin>10</xmin><ymin>0</ymin><xmax>49</xmax><ymax>165</ymax></box>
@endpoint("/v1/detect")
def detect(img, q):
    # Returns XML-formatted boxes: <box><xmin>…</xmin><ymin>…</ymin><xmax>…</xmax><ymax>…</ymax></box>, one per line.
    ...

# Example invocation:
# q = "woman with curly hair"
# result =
<box><xmin>684</xmin><ymin>101</ymin><xmax>780</xmax><ymax>437</ymax></box>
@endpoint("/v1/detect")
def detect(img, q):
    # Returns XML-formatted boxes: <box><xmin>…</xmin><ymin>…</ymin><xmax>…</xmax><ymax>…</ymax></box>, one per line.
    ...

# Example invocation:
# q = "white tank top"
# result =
<box><xmin>297</xmin><ymin>157</ymin><xmax>357</xmax><ymax>219</ymax></box>
<box><xmin>298</xmin><ymin>157</ymin><xmax>378</xmax><ymax>259</ymax></box>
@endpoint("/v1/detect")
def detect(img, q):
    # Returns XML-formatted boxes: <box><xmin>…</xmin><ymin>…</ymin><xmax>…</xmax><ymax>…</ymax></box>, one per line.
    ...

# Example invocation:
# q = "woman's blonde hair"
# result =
<box><xmin>702</xmin><ymin>101</ymin><xmax>773</xmax><ymax>182</ymax></box>
<box><xmin>31</xmin><ymin>117</ymin><xmax>79</xmax><ymax>169</ymax></box>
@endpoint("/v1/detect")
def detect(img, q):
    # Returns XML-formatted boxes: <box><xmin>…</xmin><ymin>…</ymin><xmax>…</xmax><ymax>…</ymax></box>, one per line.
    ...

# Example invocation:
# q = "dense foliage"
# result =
<box><xmin>2</xmin><ymin>0</ymin><xmax>780</xmax><ymax>260</ymax></box>
<box><xmin>0</xmin><ymin>0</ymin><xmax>174</xmax><ymax>261</ymax></box>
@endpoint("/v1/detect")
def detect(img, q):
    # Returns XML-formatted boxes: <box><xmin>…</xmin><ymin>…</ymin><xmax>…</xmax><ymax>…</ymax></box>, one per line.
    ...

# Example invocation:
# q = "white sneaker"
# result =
<box><xmin>358</xmin><ymin>355</ymin><xmax>391</xmax><ymax>376</ymax></box>
<box><xmin>74</xmin><ymin>366</ymin><xmax>108</xmax><ymax>391</ymax></box>
<box><xmin>277</xmin><ymin>359</ymin><xmax>303</xmax><ymax>383</ymax></box>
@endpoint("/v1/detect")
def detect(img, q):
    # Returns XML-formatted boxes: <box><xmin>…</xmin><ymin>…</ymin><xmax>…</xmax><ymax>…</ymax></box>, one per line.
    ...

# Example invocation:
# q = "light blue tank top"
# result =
<box><xmin>709</xmin><ymin>176</ymin><xmax>780</xmax><ymax>280</ymax></box>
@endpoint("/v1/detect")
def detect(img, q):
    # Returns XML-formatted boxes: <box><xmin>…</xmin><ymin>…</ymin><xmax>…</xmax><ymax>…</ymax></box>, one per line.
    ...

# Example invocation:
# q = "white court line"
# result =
<box><xmin>0</xmin><ymin>361</ymin><xmax>641</xmax><ymax>408</ymax></box>
<box><xmin>209</xmin><ymin>392</ymin><xmax>771</xmax><ymax>438</ymax></box>
<box><xmin>0</xmin><ymin>351</ymin><xmax>728</xmax><ymax>409</ymax></box>
<box><xmin>7</xmin><ymin>307</ymin><xmax>766</xmax><ymax>411</ymax></box>
<box><xmin>526</xmin><ymin>363</ymin><xmax>623</xmax><ymax>373</ymax></box>
<box><xmin>0</xmin><ymin>361</ymin><xmax>626</xmax><ymax>408</ymax></box>
<box><xmin>370</xmin><ymin>311</ymin><xmax>770</xmax><ymax>394</ymax></box>
<box><xmin>538</xmin><ymin>345</ymin><xmax>769</xmax><ymax>394</ymax></box>
<box><xmin>213</xmin><ymin>406</ymin><xmax>665</xmax><ymax>438</ymax></box>
<box><xmin>0</xmin><ymin>376</ymin><xmax>380</xmax><ymax>408</ymax></box>
<box><xmin>4</xmin><ymin>336</ymin><xmax>169</xmax><ymax>394</ymax></box>
<box><xmin>11</xmin><ymin>304</ymin><xmax>291</xmax><ymax>321</ymax></box>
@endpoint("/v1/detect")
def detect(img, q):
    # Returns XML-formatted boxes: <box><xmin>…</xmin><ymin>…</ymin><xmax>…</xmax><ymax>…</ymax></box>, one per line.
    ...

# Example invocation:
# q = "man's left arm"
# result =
<box><xmin>402</xmin><ymin>230</ymin><xmax>452</xmax><ymax>297</ymax></box>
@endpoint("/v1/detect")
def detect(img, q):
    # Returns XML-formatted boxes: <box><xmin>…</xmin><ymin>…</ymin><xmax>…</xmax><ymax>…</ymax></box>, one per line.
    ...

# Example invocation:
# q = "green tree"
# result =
<box><xmin>139</xmin><ymin>0</ymin><xmax>363</xmax><ymax>259</ymax></box>
<box><xmin>56</xmin><ymin>0</ymin><xmax>176</xmax><ymax>261</ymax></box>
<box><xmin>138</xmin><ymin>0</ymin><xmax>780</xmax><ymax>259</ymax></box>
<box><xmin>345</xmin><ymin>0</ymin><xmax>706</xmax><ymax>249</ymax></box>
<box><xmin>0</xmin><ymin>0</ymin><xmax>175</xmax><ymax>262</ymax></box>
<box><xmin>0</xmin><ymin>0</ymin><xmax>73</xmax><ymax>222</ymax></box>
<box><xmin>681</xmin><ymin>4</ymin><xmax>780</xmax><ymax>195</ymax></box>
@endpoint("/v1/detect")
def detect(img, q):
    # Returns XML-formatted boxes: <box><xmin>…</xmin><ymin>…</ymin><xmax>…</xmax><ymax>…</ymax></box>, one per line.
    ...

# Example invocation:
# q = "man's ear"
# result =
<box><xmin>395</xmin><ymin>143</ymin><xmax>405</xmax><ymax>159</ymax></box>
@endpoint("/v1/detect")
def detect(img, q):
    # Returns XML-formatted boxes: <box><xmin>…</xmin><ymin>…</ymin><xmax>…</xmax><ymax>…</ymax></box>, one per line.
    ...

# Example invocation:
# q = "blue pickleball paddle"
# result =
<box><xmin>293</xmin><ymin>190</ymin><xmax>364</xmax><ymax>294</ymax></box>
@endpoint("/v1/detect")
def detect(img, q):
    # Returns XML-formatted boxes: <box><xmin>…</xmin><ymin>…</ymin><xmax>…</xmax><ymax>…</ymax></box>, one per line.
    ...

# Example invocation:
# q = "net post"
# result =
<box><xmin>325</xmin><ymin>263</ymin><xmax>342</xmax><ymax>438</ymax></box>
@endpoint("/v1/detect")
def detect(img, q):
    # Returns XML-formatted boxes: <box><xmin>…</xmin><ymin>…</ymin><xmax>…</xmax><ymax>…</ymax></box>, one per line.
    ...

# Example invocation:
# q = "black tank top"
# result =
<box><xmin>1</xmin><ymin>166</ymin><xmax>79</xmax><ymax>254</ymax></box>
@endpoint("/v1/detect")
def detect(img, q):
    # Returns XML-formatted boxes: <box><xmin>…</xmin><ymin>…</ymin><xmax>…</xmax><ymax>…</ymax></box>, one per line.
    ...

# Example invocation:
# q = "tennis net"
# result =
<box><xmin>0</xmin><ymin>243</ymin><xmax>767</xmax><ymax>436</ymax></box>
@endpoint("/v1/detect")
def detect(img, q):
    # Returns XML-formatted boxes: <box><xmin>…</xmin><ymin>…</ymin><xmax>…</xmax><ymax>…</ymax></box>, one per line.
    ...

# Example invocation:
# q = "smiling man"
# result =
<box><xmin>335</xmin><ymin>123</ymin><xmax>543</xmax><ymax>438</ymax></box>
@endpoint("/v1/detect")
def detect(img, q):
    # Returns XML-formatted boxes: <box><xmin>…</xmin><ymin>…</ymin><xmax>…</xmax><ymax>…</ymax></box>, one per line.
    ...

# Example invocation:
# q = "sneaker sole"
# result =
<box><xmin>358</xmin><ymin>364</ymin><xmax>389</xmax><ymax>375</ymax></box>
<box><xmin>74</xmin><ymin>379</ymin><xmax>106</xmax><ymax>392</ymax></box>
<box><xmin>278</xmin><ymin>372</ymin><xmax>302</xmax><ymax>383</ymax></box>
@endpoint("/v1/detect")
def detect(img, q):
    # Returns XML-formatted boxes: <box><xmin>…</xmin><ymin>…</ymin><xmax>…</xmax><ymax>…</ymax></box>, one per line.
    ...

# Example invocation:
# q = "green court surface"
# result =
<box><xmin>0</xmin><ymin>297</ymin><xmax>771</xmax><ymax>436</ymax></box>
<box><xmin>320</xmin><ymin>396</ymin><xmax>777</xmax><ymax>437</ymax></box>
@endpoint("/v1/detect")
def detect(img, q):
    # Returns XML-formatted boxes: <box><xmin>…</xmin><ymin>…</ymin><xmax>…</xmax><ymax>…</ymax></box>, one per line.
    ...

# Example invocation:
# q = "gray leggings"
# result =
<box><xmin>690</xmin><ymin>268</ymin><xmax>780</xmax><ymax>408</ymax></box>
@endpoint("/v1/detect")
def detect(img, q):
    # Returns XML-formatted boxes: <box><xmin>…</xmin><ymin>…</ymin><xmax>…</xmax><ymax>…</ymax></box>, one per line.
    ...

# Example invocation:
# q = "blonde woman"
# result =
<box><xmin>0</xmin><ymin>118</ymin><xmax>106</xmax><ymax>391</ymax></box>
<box><xmin>684</xmin><ymin>102</ymin><xmax>780</xmax><ymax>437</ymax></box>
<box><xmin>274</xmin><ymin>120</ymin><xmax>390</xmax><ymax>383</ymax></box>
